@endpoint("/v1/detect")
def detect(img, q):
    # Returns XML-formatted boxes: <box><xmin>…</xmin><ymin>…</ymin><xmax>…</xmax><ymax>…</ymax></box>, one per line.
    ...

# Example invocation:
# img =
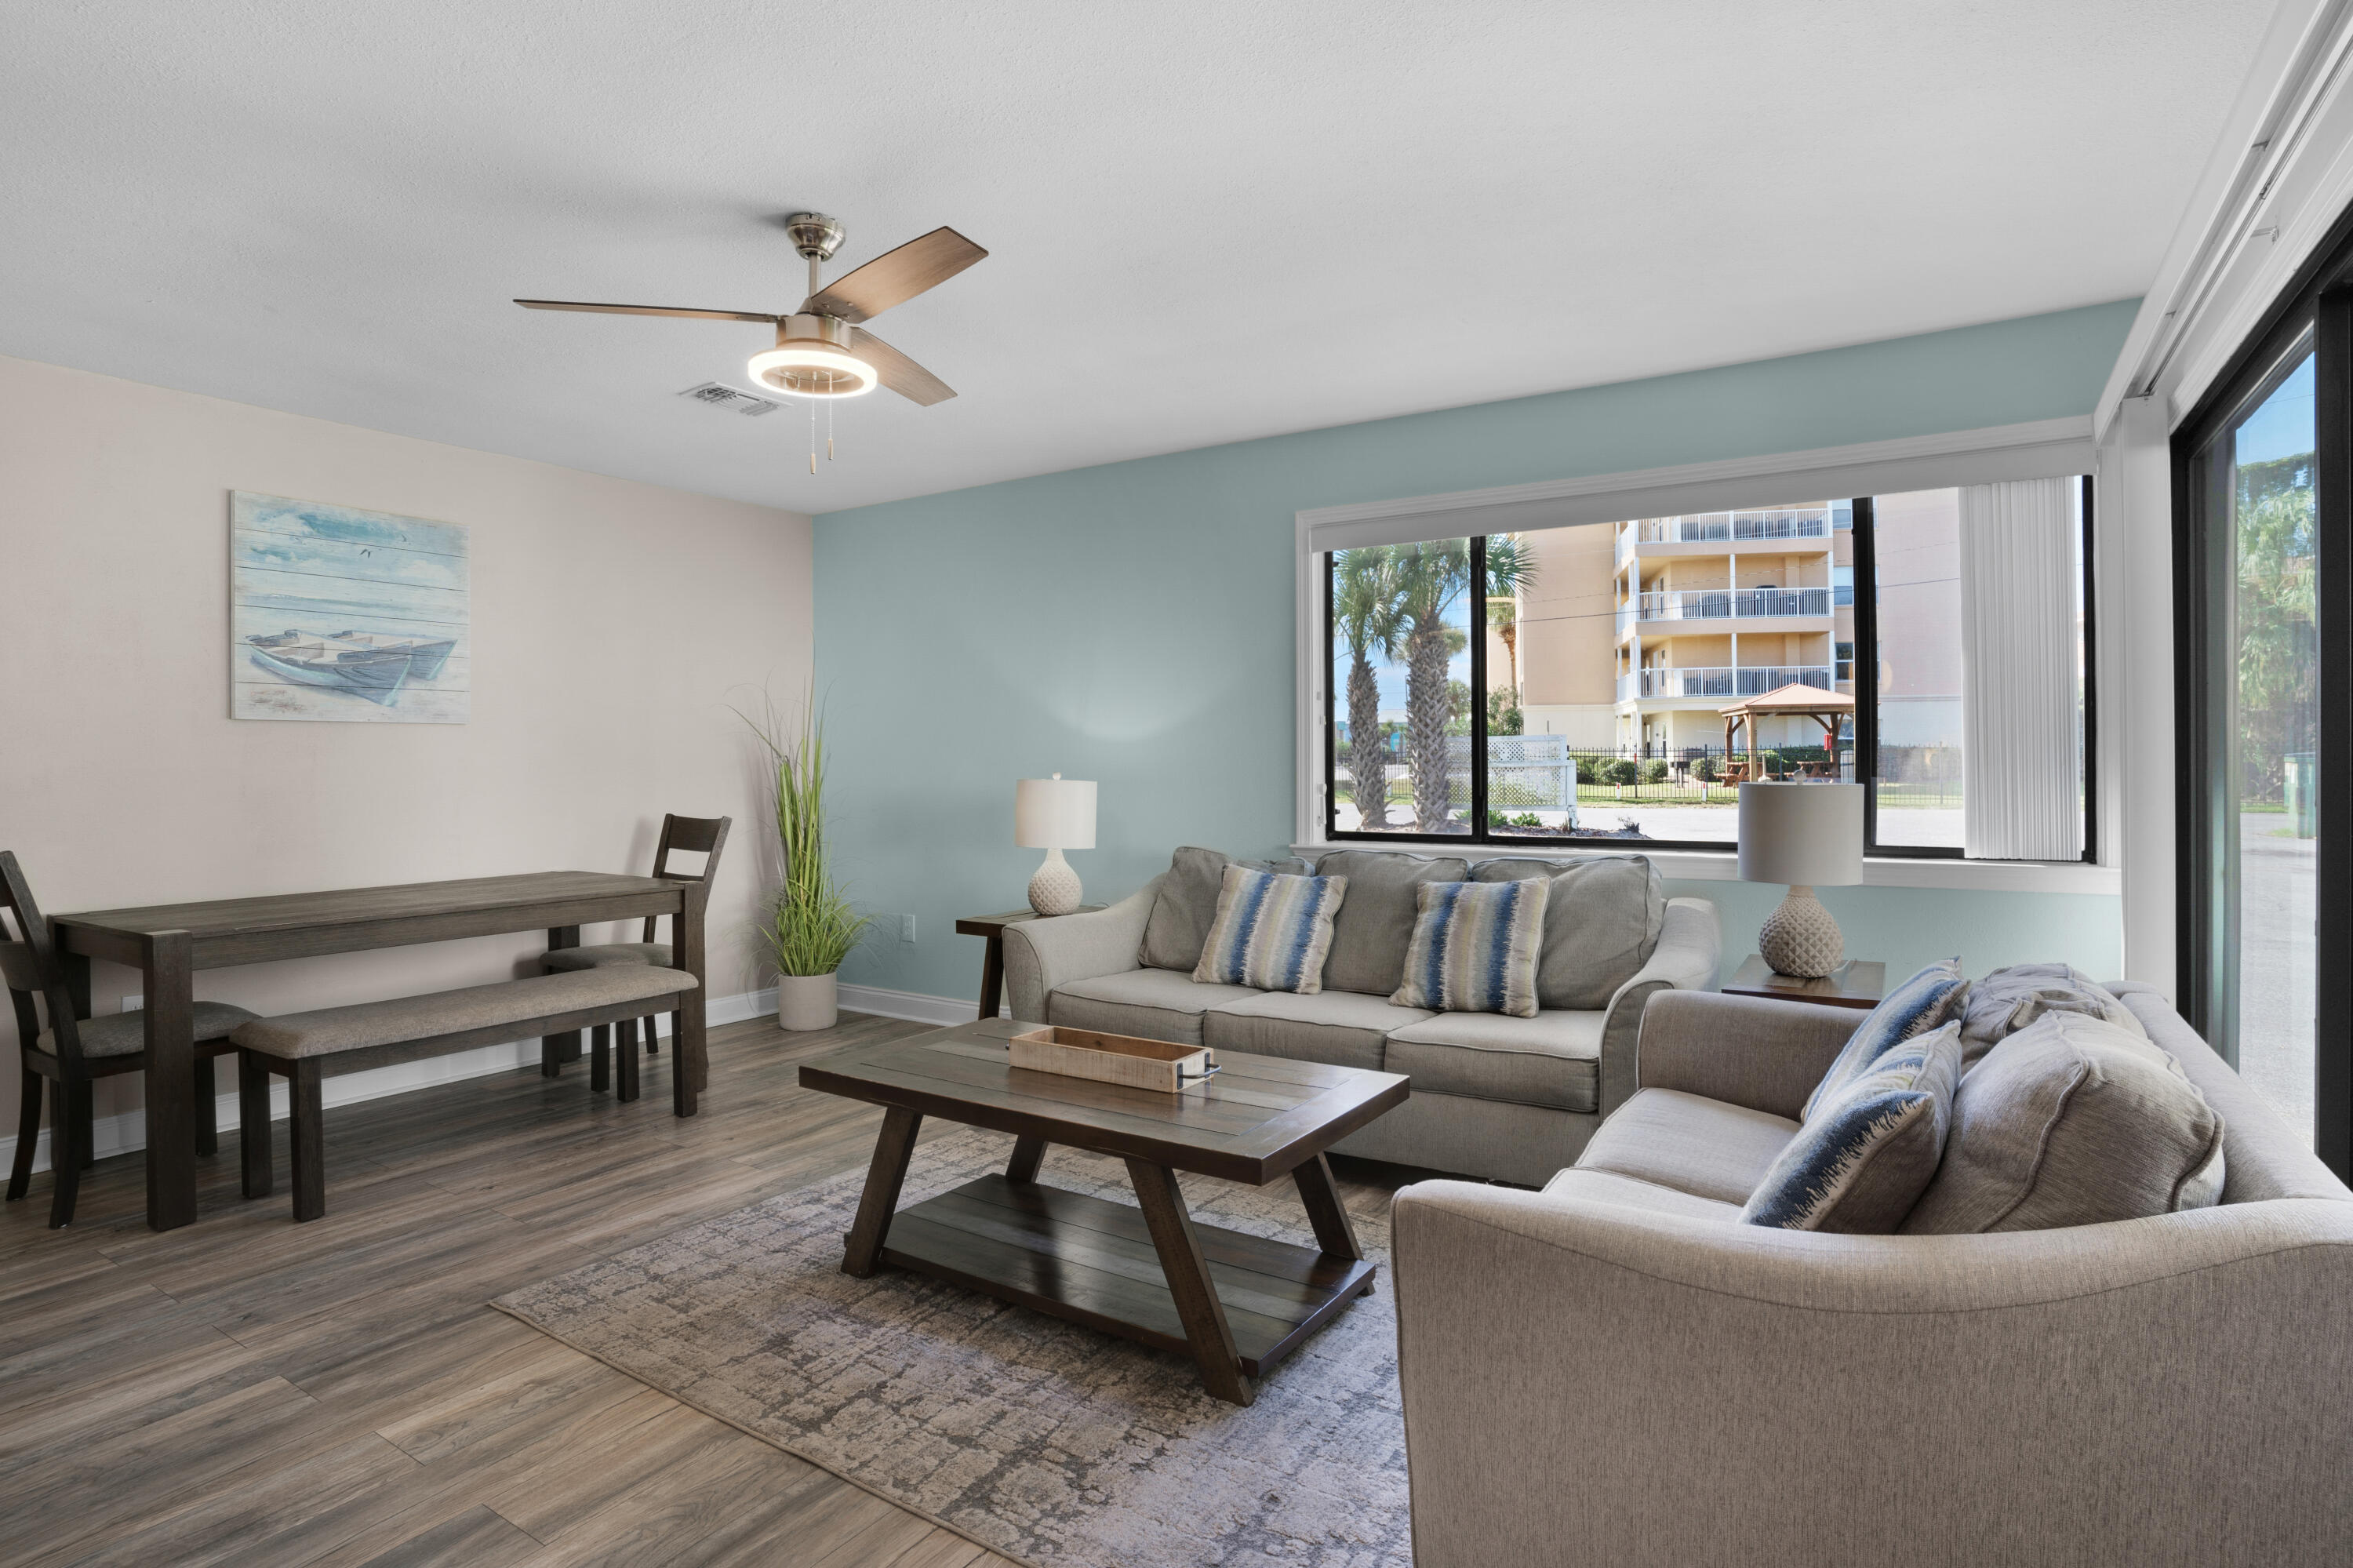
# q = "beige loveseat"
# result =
<box><xmin>1393</xmin><ymin>984</ymin><xmax>2353</xmax><ymax>1566</ymax></box>
<box><xmin>1002</xmin><ymin>846</ymin><xmax>1722</xmax><ymax>1184</ymax></box>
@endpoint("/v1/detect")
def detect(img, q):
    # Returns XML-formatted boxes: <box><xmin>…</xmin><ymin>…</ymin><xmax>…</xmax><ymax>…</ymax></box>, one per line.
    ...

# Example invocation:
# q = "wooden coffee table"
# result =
<box><xmin>798</xmin><ymin>1017</ymin><xmax>1409</xmax><ymax>1406</ymax></box>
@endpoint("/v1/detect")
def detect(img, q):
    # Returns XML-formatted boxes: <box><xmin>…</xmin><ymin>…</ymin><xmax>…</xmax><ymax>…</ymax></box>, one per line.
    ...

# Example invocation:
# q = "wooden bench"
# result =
<box><xmin>230</xmin><ymin>966</ymin><xmax>700</xmax><ymax>1221</ymax></box>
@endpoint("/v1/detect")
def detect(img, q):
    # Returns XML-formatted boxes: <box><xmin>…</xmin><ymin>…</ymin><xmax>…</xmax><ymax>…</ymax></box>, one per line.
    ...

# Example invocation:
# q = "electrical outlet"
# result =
<box><xmin>897</xmin><ymin>914</ymin><xmax>918</xmax><ymax>944</ymax></box>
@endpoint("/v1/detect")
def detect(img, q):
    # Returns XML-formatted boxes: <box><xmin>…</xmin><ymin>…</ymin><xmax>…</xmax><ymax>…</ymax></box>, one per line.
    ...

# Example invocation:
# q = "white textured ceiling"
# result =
<box><xmin>0</xmin><ymin>1</ymin><xmax>2275</xmax><ymax>514</ymax></box>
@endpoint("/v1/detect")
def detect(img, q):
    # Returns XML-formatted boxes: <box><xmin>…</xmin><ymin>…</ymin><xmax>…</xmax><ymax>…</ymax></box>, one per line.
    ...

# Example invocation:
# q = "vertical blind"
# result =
<box><xmin>1958</xmin><ymin>477</ymin><xmax>2082</xmax><ymax>860</ymax></box>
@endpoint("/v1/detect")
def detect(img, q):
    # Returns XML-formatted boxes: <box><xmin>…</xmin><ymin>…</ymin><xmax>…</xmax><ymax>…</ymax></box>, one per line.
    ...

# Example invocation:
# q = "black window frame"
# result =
<box><xmin>2171</xmin><ymin>196</ymin><xmax>2353</xmax><ymax>1181</ymax></box>
<box><xmin>1321</xmin><ymin>494</ymin><xmax>2100</xmax><ymax>863</ymax></box>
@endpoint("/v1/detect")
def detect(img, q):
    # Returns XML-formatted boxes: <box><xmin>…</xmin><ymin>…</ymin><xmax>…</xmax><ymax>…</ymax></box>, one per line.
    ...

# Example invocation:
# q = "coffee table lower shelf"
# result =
<box><xmin>878</xmin><ymin>1174</ymin><xmax>1377</xmax><ymax>1379</ymax></box>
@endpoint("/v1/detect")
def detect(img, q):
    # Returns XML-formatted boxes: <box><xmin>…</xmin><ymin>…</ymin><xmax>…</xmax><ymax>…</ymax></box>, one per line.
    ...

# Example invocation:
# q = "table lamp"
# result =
<box><xmin>1737</xmin><ymin>782</ymin><xmax>1864</xmax><ymax>978</ymax></box>
<box><xmin>1016</xmin><ymin>773</ymin><xmax>1096</xmax><ymax>916</ymax></box>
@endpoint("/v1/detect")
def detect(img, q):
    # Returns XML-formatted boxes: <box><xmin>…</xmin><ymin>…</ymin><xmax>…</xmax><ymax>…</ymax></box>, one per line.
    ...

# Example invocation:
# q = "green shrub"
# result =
<box><xmin>1691</xmin><ymin>754</ymin><xmax>1718</xmax><ymax>783</ymax></box>
<box><xmin>1602</xmin><ymin>758</ymin><xmax>1640</xmax><ymax>787</ymax></box>
<box><xmin>1639</xmin><ymin>760</ymin><xmax>1669</xmax><ymax>785</ymax></box>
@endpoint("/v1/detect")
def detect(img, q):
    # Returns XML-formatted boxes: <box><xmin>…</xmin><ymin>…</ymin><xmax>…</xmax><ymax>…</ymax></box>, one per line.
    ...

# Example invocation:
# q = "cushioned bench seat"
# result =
<box><xmin>232</xmin><ymin>966</ymin><xmax>699</xmax><ymax>1222</ymax></box>
<box><xmin>232</xmin><ymin>966</ymin><xmax>693</xmax><ymax>1058</ymax></box>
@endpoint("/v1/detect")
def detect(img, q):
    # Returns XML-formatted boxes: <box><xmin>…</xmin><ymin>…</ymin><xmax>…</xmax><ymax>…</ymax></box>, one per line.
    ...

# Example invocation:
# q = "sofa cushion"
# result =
<box><xmin>1311</xmin><ymin>849</ymin><xmax>1471</xmax><ymax>998</ymax></box>
<box><xmin>1202</xmin><ymin>988</ymin><xmax>1430</xmax><ymax>1072</ymax></box>
<box><xmin>1191</xmin><ymin>866</ymin><xmax>1348</xmax><ymax>995</ymax></box>
<box><xmin>1573</xmin><ymin>1087</ymin><xmax>1799</xmax><ymax>1206</ymax></box>
<box><xmin>1385</xmin><ymin>1008</ymin><xmax>1602</xmax><ymax>1111</ymax></box>
<box><xmin>1959</xmin><ymin>962</ymin><xmax>2145</xmax><ymax>1067</ymax></box>
<box><xmin>1802</xmin><ymin>957</ymin><xmax>1970</xmax><ymax>1120</ymax></box>
<box><xmin>1744</xmin><ymin>1021</ymin><xmax>1963</xmax><ymax>1232</ymax></box>
<box><xmin>1471</xmin><ymin>855</ymin><xmax>1666</xmax><ymax>1009</ymax></box>
<box><xmin>1391</xmin><ymin>877</ymin><xmax>1547</xmax><ymax>1017</ymax></box>
<box><xmin>1903</xmin><ymin>1011</ymin><xmax>2228</xmax><ymax>1234</ymax></box>
<box><xmin>1138</xmin><ymin>846</ymin><xmax>1311</xmax><ymax>972</ymax></box>
<box><xmin>1541</xmin><ymin>1166</ymin><xmax>1746</xmax><ymax>1223</ymax></box>
<box><xmin>1049</xmin><ymin>968</ymin><xmax>1264</xmax><ymax>1046</ymax></box>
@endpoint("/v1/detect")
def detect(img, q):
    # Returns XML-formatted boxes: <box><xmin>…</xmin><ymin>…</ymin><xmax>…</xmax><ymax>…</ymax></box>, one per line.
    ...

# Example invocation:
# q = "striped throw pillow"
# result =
<box><xmin>1801</xmin><ymin>957</ymin><xmax>1970</xmax><ymax>1121</ymax></box>
<box><xmin>1744</xmin><ymin>1021</ymin><xmax>1963</xmax><ymax>1231</ymax></box>
<box><xmin>1191</xmin><ymin>866</ymin><xmax>1350</xmax><ymax>994</ymax></box>
<box><xmin>1390</xmin><ymin>878</ymin><xmax>1549</xmax><ymax>1017</ymax></box>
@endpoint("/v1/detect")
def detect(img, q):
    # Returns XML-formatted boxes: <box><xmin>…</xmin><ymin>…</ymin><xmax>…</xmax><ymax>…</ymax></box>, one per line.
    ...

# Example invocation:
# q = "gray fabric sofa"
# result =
<box><xmin>1392</xmin><ymin>984</ymin><xmax>2353</xmax><ymax>1566</ymax></box>
<box><xmin>1001</xmin><ymin>847</ymin><xmax>1722</xmax><ymax>1184</ymax></box>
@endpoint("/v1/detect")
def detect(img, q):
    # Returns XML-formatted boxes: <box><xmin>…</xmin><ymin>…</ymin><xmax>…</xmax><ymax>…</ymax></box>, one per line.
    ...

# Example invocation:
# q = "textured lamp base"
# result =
<box><xmin>1759</xmin><ymin>885</ymin><xmax>1843</xmax><ymax>978</ymax></box>
<box><xmin>1027</xmin><ymin>847</ymin><xmax>1083</xmax><ymax>916</ymax></box>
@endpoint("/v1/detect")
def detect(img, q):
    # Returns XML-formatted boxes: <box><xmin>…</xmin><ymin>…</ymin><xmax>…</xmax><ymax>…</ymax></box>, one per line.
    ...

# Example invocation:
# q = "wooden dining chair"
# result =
<box><xmin>540</xmin><ymin>814</ymin><xmax>729</xmax><ymax>1095</ymax></box>
<box><xmin>2</xmin><ymin>852</ymin><xmax>256</xmax><ymax>1227</ymax></box>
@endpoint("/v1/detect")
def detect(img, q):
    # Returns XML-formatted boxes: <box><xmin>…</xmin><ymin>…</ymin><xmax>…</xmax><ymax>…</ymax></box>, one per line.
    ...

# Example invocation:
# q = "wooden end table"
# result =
<box><xmin>1722</xmin><ymin>954</ymin><xmax>1887</xmax><ymax>1010</ymax></box>
<box><xmin>954</xmin><ymin>906</ymin><xmax>1104</xmax><ymax>1020</ymax></box>
<box><xmin>799</xmin><ymin>1018</ymin><xmax>1409</xmax><ymax>1406</ymax></box>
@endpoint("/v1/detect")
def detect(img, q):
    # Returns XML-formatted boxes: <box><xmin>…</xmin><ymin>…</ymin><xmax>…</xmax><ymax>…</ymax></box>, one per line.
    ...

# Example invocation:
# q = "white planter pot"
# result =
<box><xmin>776</xmin><ymin>972</ymin><xmax>839</xmax><ymax>1031</ymax></box>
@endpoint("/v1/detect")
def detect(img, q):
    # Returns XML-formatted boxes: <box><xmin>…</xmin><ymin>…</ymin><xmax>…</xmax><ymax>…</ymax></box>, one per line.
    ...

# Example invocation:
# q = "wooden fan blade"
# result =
<box><xmin>515</xmin><ymin>300</ymin><xmax>779</xmax><ymax>323</ymax></box>
<box><xmin>850</xmin><ymin>327</ymin><xmax>955</xmax><ymax>406</ymax></box>
<box><xmin>804</xmin><ymin>227</ymin><xmax>987</xmax><ymax>323</ymax></box>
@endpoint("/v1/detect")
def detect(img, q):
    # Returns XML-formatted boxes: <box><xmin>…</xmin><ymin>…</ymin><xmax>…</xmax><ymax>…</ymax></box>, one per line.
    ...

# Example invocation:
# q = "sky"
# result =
<box><xmin>2237</xmin><ymin>353</ymin><xmax>2315</xmax><ymax>466</ymax></box>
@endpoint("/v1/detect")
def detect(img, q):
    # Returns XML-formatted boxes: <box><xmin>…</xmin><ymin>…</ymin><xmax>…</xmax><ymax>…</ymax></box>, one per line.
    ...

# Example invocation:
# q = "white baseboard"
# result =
<box><xmin>836</xmin><ymin>981</ymin><xmax>1004</xmax><ymax>1028</ymax></box>
<box><xmin>2</xmin><ymin>987</ymin><xmax>777</xmax><ymax>1179</ymax></box>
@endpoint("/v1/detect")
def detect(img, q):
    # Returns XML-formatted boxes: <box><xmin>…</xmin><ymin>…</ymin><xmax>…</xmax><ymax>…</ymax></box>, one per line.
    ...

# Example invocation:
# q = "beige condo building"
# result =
<box><xmin>1501</xmin><ymin>504</ymin><xmax>1872</xmax><ymax>755</ymax></box>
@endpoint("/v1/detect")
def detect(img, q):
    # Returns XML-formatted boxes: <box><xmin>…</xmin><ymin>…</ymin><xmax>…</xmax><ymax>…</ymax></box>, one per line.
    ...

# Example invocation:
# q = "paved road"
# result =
<box><xmin>2238</xmin><ymin>813</ymin><xmax>2318</xmax><ymax>1144</ymax></box>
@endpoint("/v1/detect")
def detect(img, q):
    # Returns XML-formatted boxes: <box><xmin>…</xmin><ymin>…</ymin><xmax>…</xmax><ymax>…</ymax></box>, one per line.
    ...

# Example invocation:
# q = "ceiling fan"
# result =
<box><xmin>516</xmin><ymin>213</ymin><xmax>985</xmax><ymax>406</ymax></box>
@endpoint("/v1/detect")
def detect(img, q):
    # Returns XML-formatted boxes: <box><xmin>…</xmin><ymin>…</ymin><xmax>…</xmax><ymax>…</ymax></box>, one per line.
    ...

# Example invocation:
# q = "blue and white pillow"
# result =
<box><xmin>1390</xmin><ymin>878</ymin><xmax>1550</xmax><ymax>1017</ymax></box>
<box><xmin>1192</xmin><ymin>866</ymin><xmax>1349</xmax><ymax>994</ymax></box>
<box><xmin>1801</xmin><ymin>957</ymin><xmax>1970</xmax><ymax>1122</ymax></box>
<box><xmin>1744</xmin><ymin>1021</ymin><xmax>1964</xmax><ymax>1232</ymax></box>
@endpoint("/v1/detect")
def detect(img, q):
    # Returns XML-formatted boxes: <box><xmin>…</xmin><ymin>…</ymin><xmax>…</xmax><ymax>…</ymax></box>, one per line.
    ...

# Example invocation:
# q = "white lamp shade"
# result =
<box><xmin>1737</xmin><ymin>783</ymin><xmax>1863</xmax><ymax>886</ymax></box>
<box><xmin>1015</xmin><ymin>776</ymin><xmax>1096</xmax><ymax>849</ymax></box>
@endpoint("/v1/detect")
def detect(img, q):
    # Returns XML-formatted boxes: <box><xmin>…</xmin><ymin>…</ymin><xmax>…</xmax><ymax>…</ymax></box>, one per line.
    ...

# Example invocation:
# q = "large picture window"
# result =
<box><xmin>1322</xmin><ymin>486</ymin><xmax>2093</xmax><ymax>859</ymax></box>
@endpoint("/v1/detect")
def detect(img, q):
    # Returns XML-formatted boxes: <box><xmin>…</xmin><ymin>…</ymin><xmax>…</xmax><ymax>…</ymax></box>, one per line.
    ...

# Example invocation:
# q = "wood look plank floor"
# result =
<box><xmin>0</xmin><ymin>1012</ymin><xmax>1406</xmax><ymax>1567</ymax></box>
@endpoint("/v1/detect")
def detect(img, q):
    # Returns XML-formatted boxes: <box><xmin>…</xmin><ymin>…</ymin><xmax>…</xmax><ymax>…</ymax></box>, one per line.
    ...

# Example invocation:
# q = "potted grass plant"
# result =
<box><xmin>740</xmin><ymin>696</ymin><xmax>870</xmax><ymax>1031</ymax></box>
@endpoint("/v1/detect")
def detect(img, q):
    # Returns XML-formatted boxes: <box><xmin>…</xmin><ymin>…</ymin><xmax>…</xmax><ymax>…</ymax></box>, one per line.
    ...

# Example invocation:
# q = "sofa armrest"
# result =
<box><xmin>1635</xmin><ymin>988</ymin><xmax>1863</xmax><ymax>1120</ymax></box>
<box><xmin>1393</xmin><ymin>1180</ymin><xmax>2353</xmax><ymax>1568</ymax></box>
<box><xmin>1000</xmin><ymin>876</ymin><xmax>1162</xmax><ymax>1023</ymax></box>
<box><xmin>1594</xmin><ymin>896</ymin><xmax>1721</xmax><ymax>1115</ymax></box>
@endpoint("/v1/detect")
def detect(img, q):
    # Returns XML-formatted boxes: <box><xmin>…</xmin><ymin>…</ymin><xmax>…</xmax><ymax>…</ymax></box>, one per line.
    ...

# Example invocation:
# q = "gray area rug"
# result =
<box><xmin>493</xmin><ymin>1126</ymin><xmax>1410</xmax><ymax>1568</ymax></box>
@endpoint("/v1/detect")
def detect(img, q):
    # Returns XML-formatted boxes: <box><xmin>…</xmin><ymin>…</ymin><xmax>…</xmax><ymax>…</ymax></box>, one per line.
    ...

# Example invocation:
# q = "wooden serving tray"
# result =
<box><xmin>1008</xmin><ymin>1025</ymin><xmax>1217</xmax><ymax>1093</ymax></box>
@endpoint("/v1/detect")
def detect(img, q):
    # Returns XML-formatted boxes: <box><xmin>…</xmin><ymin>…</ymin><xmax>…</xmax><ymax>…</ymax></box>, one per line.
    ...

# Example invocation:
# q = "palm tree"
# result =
<box><xmin>1392</xmin><ymin>540</ymin><xmax>1471</xmax><ymax>831</ymax></box>
<box><xmin>1333</xmin><ymin>548</ymin><xmax>1405</xmax><ymax>828</ymax></box>
<box><xmin>1484</xmin><ymin>533</ymin><xmax>1537</xmax><ymax>701</ymax></box>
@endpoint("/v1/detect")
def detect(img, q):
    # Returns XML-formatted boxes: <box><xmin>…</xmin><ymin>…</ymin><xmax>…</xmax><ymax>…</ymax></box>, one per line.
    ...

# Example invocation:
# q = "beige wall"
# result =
<box><xmin>1512</xmin><ymin>524</ymin><xmax>1617</xmax><ymax>707</ymax></box>
<box><xmin>0</xmin><ymin>355</ymin><xmax>813</xmax><ymax>1145</ymax></box>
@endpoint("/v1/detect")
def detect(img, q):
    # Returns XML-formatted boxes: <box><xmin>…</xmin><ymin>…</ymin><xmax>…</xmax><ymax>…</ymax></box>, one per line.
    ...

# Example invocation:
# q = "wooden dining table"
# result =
<box><xmin>50</xmin><ymin>870</ymin><xmax>708</xmax><ymax>1231</ymax></box>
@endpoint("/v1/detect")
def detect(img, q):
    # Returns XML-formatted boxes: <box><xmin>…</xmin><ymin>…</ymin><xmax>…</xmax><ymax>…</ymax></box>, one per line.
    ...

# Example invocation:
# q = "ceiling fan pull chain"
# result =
<box><xmin>809</xmin><ymin>392</ymin><xmax>817</xmax><ymax>475</ymax></box>
<box><xmin>827</xmin><ymin>388</ymin><xmax>835</xmax><ymax>461</ymax></box>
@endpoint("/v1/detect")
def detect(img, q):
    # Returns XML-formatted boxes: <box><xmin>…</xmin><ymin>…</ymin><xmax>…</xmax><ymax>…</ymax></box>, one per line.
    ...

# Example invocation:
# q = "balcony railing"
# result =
<box><xmin>1619</xmin><ymin>664</ymin><xmax>1836</xmax><ymax>701</ymax></box>
<box><xmin>1634</xmin><ymin>587</ymin><xmax>1834</xmax><ymax>622</ymax></box>
<box><xmin>1629</xmin><ymin>507</ymin><xmax>1835</xmax><ymax>545</ymax></box>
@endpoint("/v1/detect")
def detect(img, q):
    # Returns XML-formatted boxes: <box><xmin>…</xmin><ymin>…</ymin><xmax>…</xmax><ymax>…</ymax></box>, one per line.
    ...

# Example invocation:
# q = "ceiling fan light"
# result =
<box><xmin>746</xmin><ymin>344</ymin><xmax>877</xmax><ymax>398</ymax></box>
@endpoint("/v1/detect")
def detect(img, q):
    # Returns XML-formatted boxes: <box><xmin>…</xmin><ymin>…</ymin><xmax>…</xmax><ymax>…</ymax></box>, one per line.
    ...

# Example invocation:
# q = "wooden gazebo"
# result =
<box><xmin>1718</xmin><ymin>683</ymin><xmax>1855</xmax><ymax>783</ymax></box>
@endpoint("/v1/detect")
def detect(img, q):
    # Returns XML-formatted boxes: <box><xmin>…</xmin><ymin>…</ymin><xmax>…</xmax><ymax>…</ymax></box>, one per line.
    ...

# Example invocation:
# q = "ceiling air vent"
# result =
<box><xmin>677</xmin><ymin>381</ymin><xmax>782</xmax><ymax>417</ymax></box>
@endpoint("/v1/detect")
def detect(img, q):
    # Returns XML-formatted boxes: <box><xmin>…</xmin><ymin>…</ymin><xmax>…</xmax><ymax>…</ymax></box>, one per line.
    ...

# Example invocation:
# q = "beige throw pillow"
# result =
<box><xmin>1902</xmin><ymin>1011</ymin><xmax>2225</xmax><ymax>1234</ymax></box>
<box><xmin>1959</xmin><ymin>962</ymin><xmax>2145</xmax><ymax>1067</ymax></box>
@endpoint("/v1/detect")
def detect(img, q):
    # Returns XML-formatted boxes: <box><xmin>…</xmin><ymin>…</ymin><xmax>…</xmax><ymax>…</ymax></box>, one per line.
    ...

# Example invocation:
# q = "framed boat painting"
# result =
<box><xmin>230</xmin><ymin>492</ymin><xmax>470</xmax><ymax>722</ymax></box>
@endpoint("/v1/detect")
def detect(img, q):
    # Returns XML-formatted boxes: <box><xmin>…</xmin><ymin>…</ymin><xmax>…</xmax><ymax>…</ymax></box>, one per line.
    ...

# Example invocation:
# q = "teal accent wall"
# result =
<box><xmin>815</xmin><ymin>300</ymin><xmax>2135</xmax><ymax>1002</ymax></box>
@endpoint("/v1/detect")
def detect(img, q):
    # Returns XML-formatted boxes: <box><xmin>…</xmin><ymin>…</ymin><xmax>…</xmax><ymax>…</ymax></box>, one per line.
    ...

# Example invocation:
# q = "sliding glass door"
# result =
<box><xmin>2184</xmin><ymin>345</ymin><xmax>2319</xmax><ymax>1141</ymax></box>
<box><xmin>2178</xmin><ymin>257</ymin><xmax>2353</xmax><ymax>1178</ymax></box>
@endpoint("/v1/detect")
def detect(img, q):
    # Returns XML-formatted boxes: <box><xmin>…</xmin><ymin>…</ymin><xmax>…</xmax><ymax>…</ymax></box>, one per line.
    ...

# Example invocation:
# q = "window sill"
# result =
<box><xmin>1289</xmin><ymin>841</ymin><xmax>2122</xmax><ymax>896</ymax></box>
